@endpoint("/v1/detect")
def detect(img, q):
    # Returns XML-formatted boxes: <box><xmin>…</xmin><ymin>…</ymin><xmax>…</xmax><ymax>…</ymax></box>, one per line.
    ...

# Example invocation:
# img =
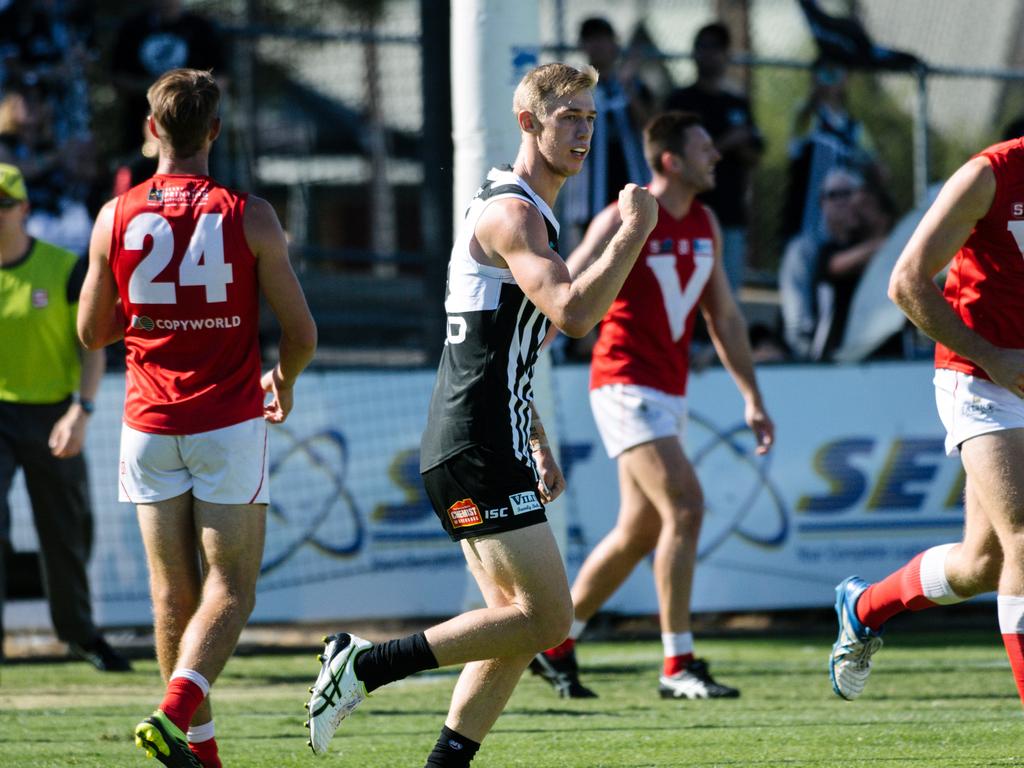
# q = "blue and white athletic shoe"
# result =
<box><xmin>830</xmin><ymin>576</ymin><xmax>884</xmax><ymax>701</ymax></box>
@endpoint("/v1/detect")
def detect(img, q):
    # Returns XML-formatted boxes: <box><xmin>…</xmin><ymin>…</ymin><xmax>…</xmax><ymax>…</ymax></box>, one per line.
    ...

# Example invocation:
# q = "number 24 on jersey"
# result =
<box><xmin>126</xmin><ymin>212</ymin><xmax>234</xmax><ymax>304</ymax></box>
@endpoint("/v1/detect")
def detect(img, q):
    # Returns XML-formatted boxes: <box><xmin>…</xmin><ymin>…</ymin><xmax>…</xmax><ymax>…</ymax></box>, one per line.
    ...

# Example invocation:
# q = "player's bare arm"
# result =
<box><xmin>78</xmin><ymin>199</ymin><xmax>125</xmax><ymax>350</ymax></box>
<box><xmin>528</xmin><ymin>403</ymin><xmax>565</xmax><ymax>503</ymax></box>
<box><xmin>245</xmin><ymin>195</ymin><xmax>318</xmax><ymax>422</ymax></box>
<box><xmin>699</xmin><ymin>210</ymin><xmax>774</xmax><ymax>453</ymax></box>
<box><xmin>475</xmin><ymin>185</ymin><xmax>656</xmax><ymax>337</ymax></box>
<box><xmin>888</xmin><ymin>156</ymin><xmax>1024</xmax><ymax>395</ymax></box>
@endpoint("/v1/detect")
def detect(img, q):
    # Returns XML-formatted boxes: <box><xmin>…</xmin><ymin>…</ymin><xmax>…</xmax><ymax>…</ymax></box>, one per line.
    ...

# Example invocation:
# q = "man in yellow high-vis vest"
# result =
<box><xmin>0</xmin><ymin>163</ymin><xmax>129</xmax><ymax>671</ymax></box>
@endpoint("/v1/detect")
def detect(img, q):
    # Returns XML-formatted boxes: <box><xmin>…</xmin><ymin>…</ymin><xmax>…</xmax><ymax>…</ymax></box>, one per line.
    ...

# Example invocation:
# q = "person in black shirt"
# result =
<box><xmin>665</xmin><ymin>22</ymin><xmax>763</xmax><ymax>292</ymax></box>
<box><xmin>562</xmin><ymin>17</ymin><xmax>654</xmax><ymax>250</ymax></box>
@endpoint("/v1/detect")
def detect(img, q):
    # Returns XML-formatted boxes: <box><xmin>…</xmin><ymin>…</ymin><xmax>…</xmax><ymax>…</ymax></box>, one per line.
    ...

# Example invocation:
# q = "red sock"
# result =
<box><xmin>543</xmin><ymin>638</ymin><xmax>575</xmax><ymax>661</ymax></box>
<box><xmin>159</xmin><ymin>677</ymin><xmax>206</xmax><ymax>733</ymax></box>
<box><xmin>999</xmin><ymin>597</ymin><xmax>1024</xmax><ymax>706</ymax></box>
<box><xmin>189</xmin><ymin>737</ymin><xmax>222</xmax><ymax>768</ymax></box>
<box><xmin>856</xmin><ymin>551</ymin><xmax>941</xmax><ymax>630</ymax></box>
<box><xmin>1001</xmin><ymin>633</ymin><xmax>1024</xmax><ymax>706</ymax></box>
<box><xmin>663</xmin><ymin>653</ymin><xmax>695</xmax><ymax>677</ymax></box>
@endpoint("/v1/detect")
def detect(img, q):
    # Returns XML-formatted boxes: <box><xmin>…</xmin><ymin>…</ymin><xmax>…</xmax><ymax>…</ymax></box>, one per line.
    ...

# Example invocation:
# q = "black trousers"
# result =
<box><xmin>0</xmin><ymin>399</ymin><xmax>97</xmax><ymax>648</ymax></box>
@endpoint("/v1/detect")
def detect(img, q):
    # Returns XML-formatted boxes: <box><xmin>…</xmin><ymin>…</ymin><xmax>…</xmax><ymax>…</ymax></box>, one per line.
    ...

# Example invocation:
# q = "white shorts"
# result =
<box><xmin>590</xmin><ymin>383</ymin><xmax>687</xmax><ymax>459</ymax></box>
<box><xmin>934</xmin><ymin>368</ymin><xmax>1024</xmax><ymax>456</ymax></box>
<box><xmin>118</xmin><ymin>417</ymin><xmax>270</xmax><ymax>504</ymax></box>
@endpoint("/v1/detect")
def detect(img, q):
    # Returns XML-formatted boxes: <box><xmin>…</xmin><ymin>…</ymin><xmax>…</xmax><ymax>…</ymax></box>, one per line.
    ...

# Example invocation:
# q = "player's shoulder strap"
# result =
<box><xmin>472</xmin><ymin>165</ymin><xmax>559</xmax><ymax>250</ymax></box>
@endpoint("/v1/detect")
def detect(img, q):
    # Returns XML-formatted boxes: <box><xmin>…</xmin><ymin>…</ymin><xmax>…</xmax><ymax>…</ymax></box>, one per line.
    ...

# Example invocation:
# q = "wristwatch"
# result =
<box><xmin>77</xmin><ymin>397</ymin><xmax>95</xmax><ymax>415</ymax></box>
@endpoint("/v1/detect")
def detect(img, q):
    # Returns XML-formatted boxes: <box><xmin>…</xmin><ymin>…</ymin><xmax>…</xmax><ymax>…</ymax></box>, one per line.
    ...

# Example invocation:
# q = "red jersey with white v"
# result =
<box><xmin>110</xmin><ymin>174</ymin><xmax>263</xmax><ymax>434</ymax></box>
<box><xmin>936</xmin><ymin>138</ymin><xmax>1024</xmax><ymax>380</ymax></box>
<box><xmin>590</xmin><ymin>201</ymin><xmax>716</xmax><ymax>396</ymax></box>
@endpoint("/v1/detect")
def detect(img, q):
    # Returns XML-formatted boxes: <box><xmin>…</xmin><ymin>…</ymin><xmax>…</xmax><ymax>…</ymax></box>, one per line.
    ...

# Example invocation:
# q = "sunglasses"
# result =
<box><xmin>821</xmin><ymin>188</ymin><xmax>856</xmax><ymax>202</ymax></box>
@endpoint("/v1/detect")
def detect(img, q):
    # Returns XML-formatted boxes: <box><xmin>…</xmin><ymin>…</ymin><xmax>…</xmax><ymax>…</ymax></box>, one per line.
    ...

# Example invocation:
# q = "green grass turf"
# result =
<box><xmin>0</xmin><ymin>629</ymin><xmax>1020</xmax><ymax>767</ymax></box>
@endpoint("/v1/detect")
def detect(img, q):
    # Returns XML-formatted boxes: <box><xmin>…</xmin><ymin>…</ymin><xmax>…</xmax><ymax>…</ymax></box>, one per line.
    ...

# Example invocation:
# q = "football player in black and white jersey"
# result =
<box><xmin>305</xmin><ymin>62</ymin><xmax>657</xmax><ymax>766</ymax></box>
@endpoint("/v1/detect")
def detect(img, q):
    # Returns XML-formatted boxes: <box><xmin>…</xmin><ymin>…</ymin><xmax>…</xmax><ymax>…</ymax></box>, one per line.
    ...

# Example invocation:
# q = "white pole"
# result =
<box><xmin>451</xmin><ymin>0</ymin><xmax>540</xmax><ymax>229</ymax></box>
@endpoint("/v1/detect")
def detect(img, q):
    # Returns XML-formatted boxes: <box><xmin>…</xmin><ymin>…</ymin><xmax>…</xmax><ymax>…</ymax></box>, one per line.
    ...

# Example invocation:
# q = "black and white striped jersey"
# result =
<box><xmin>420</xmin><ymin>167</ymin><xmax>559</xmax><ymax>473</ymax></box>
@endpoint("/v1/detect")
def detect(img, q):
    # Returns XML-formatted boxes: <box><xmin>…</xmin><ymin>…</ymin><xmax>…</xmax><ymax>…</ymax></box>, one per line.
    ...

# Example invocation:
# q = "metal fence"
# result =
<box><xmin>87</xmin><ymin>0</ymin><xmax>1024</xmax><ymax>363</ymax></box>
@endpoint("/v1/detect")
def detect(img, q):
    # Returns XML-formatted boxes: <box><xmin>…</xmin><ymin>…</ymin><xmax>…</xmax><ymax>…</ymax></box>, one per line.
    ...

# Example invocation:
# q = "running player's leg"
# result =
<box><xmin>619</xmin><ymin>437</ymin><xmax>703</xmax><ymax>639</ymax></box>
<box><xmin>856</xmin><ymin>481</ymin><xmax>999</xmax><ymax>631</ymax></box>
<box><xmin>960</xmin><ymin>429</ymin><xmax>1024</xmax><ymax>705</ymax></box>
<box><xmin>135</xmin><ymin>492</ymin><xmax>206</xmax><ymax>765</ymax></box>
<box><xmin>619</xmin><ymin>436</ymin><xmax>734</xmax><ymax>698</ymax></box>
<box><xmin>425</xmin><ymin>523</ymin><xmax>572</xmax><ymax>667</ymax></box>
<box><xmin>570</xmin><ymin>458</ymin><xmax>661</xmax><ymax>620</ymax></box>
<box><xmin>438</xmin><ymin>527</ymin><xmax>570</xmax><ymax>747</ymax></box>
<box><xmin>945</xmin><ymin>482</ymin><xmax>1003</xmax><ymax>594</ymax></box>
<box><xmin>830</xmin><ymin>478</ymin><xmax>1001</xmax><ymax>701</ymax></box>
<box><xmin>170</xmin><ymin>498</ymin><xmax>266</xmax><ymax>698</ymax></box>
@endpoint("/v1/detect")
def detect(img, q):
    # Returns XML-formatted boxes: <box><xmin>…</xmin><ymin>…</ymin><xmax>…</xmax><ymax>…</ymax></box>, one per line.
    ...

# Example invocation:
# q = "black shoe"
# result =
<box><xmin>529</xmin><ymin>649</ymin><xmax>598</xmax><ymax>699</ymax></box>
<box><xmin>69</xmin><ymin>635</ymin><xmax>132</xmax><ymax>672</ymax></box>
<box><xmin>658</xmin><ymin>658</ymin><xmax>740</xmax><ymax>699</ymax></box>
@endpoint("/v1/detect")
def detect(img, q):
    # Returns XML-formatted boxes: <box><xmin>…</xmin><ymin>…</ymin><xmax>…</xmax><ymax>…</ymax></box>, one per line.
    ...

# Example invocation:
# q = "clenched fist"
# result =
<box><xmin>618</xmin><ymin>183</ymin><xmax>658</xmax><ymax>236</ymax></box>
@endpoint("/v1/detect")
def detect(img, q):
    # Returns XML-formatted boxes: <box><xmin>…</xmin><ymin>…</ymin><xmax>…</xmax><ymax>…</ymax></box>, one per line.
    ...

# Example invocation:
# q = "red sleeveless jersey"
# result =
<box><xmin>935</xmin><ymin>138</ymin><xmax>1024</xmax><ymax>379</ymax></box>
<box><xmin>110</xmin><ymin>174</ymin><xmax>263</xmax><ymax>434</ymax></box>
<box><xmin>590</xmin><ymin>200</ymin><xmax>716</xmax><ymax>395</ymax></box>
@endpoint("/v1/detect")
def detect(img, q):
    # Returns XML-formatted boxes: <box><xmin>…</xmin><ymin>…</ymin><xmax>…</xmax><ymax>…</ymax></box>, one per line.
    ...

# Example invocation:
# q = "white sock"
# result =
<box><xmin>919</xmin><ymin>543</ymin><xmax>965</xmax><ymax>604</ymax></box>
<box><xmin>568</xmin><ymin>618</ymin><xmax>587</xmax><ymax>641</ymax></box>
<box><xmin>170</xmin><ymin>668</ymin><xmax>211</xmax><ymax>698</ymax></box>
<box><xmin>662</xmin><ymin>632</ymin><xmax>694</xmax><ymax>658</ymax></box>
<box><xmin>998</xmin><ymin>595</ymin><xmax>1024</xmax><ymax>633</ymax></box>
<box><xmin>186</xmin><ymin>720</ymin><xmax>215</xmax><ymax>743</ymax></box>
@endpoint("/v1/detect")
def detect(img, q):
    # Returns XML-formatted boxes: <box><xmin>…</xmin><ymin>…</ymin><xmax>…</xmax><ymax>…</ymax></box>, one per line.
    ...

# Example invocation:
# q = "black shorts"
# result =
<box><xmin>421</xmin><ymin>445</ymin><xmax>547</xmax><ymax>542</ymax></box>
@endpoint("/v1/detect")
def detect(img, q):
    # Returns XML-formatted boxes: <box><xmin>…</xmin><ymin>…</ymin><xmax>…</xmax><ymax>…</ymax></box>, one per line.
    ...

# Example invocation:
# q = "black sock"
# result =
<box><xmin>424</xmin><ymin>726</ymin><xmax>481</xmax><ymax>767</ymax></box>
<box><xmin>353</xmin><ymin>631</ymin><xmax>438</xmax><ymax>693</ymax></box>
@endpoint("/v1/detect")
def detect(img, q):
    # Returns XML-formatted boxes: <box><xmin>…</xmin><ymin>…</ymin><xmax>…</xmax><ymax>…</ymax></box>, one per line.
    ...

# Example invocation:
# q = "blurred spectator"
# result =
<box><xmin>0</xmin><ymin>85</ymin><xmax>93</xmax><ymax>255</ymax></box>
<box><xmin>110</xmin><ymin>0</ymin><xmax>228</xmax><ymax>159</ymax></box>
<box><xmin>813</xmin><ymin>173</ymin><xmax>896</xmax><ymax>360</ymax></box>
<box><xmin>780</xmin><ymin>58</ymin><xmax>878</xmax><ymax>246</ymax></box>
<box><xmin>665</xmin><ymin>22</ymin><xmax>764</xmax><ymax>292</ymax></box>
<box><xmin>562</xmin><ymin>16</ymin><xmax>653</xmax><ymax>247</ymax></box>
<box><xmin>779</xmin><ymin>166</ymin><xmax>861</xmax><ymax>359</ymax></box>
<box><xmin>0</xmin><ymin>0</ymin><xmax>95</xmax><ymax>144</ymax></box>
<box><xmin>0</xmin><ymin>163</ymin><xmax>129</xmax><ymax>671</ymax></box>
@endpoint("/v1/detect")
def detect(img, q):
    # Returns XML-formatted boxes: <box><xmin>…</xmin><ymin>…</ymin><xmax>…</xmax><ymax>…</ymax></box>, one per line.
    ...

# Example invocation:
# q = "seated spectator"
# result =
<box><xmin>780</xmin><ymin>58</ymin><xmax>879</xmax><ymax>246</ymax></box>
<box><xmin>779</xmin><ymin>166</ymin><xmax>861</xmax><ymax>359</ymax></box>
<box><xmin>812</xmin><ymin>174</ymin><xmax>896</xmax><ymax>360</ymax></box>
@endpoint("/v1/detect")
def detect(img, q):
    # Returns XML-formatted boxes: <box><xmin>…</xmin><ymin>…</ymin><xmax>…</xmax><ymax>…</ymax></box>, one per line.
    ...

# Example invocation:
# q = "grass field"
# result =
<box><xmin>1</xmin><ymin>628</ymin><xmax>1020</xmax><ymax>767</ymax></box>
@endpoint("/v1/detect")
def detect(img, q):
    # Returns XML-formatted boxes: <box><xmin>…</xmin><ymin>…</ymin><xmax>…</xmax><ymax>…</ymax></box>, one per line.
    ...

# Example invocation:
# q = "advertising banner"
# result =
<box><xmin>6</xmin><ymin>362</ymin><xmax>965</xmax><ymax>629</ymax></box>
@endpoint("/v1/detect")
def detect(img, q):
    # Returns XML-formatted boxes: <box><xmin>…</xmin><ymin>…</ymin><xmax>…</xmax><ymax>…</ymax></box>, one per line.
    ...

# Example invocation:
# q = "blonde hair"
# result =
<box><xmin>147</xmin><ymin>68</ymin><xmax>220</xmax><ymax>158</ymax></box>
<box><xmin>512</xmin><ymin>62</ymin><xmax>598</xmax><ymax>120</ymax></box>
